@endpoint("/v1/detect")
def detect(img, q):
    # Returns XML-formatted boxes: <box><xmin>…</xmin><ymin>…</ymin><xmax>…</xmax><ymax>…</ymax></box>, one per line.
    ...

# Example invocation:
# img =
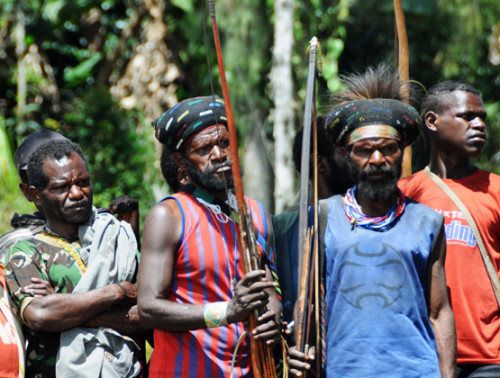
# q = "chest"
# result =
<box><xmin>35</xmin><ymin>239</ymin><xmax>84</xmax><ymax>293</ymax></box>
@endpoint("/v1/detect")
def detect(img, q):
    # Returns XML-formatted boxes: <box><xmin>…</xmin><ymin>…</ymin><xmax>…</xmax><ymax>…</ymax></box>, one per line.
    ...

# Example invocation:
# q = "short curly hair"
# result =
<box><xmin>421</xmin><ymin>81</ymin><xmax>480</xmax><ymax>115</ymax></box>
<box><xmin>28</xmin><ymin>139</ymin><xmax>87</xmax><ymax>190</ymax></box>
<box><xmin>160</xmin><ymin>146</ymin><xmax>182</xmax><ymax>192</ymax></box>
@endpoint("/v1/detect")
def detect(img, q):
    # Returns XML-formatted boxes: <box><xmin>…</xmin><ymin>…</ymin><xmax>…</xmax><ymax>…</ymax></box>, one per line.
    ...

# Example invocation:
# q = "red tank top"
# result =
<box><xmin>149</xmin><ymin>192</ymin><xmax>270</xmax><ymax>377</ymax></box>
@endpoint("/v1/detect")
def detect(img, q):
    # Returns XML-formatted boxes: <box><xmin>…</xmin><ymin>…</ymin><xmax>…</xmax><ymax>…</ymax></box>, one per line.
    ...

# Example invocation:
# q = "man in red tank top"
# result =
<box><xmin>138</xmin><ymin>95</ymin><xmax>281</xmax><ymax>377</ymax></box>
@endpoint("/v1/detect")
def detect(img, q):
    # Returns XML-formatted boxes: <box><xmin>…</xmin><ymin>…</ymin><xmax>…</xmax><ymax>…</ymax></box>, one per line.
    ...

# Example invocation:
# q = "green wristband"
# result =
<box><xmin>204</xmin><ymin>302</ymin><xmax>229</xmax><ymax>328</ymax></box>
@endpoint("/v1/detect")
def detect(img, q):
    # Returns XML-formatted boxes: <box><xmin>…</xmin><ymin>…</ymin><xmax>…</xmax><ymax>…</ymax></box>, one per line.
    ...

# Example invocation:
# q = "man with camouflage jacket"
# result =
<box><xmin>5</xmin><ymin>139</ymin><xmax>142</xmax><ymax>378</ymax></box>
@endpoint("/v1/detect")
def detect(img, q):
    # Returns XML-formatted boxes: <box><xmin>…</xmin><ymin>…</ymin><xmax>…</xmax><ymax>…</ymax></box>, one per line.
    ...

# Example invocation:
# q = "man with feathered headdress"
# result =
<box><xmin>288</xmin><ymin>65</ymin><xmax>456</xmax><ymax>377</ymax></box>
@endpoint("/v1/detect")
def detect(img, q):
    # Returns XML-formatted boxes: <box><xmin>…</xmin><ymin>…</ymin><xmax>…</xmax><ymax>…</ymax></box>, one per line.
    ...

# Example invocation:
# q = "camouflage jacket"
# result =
<box><xmin>5</xmin><ymin>231</ymin><xmax>84</xmax><ymax>378</ymax></box>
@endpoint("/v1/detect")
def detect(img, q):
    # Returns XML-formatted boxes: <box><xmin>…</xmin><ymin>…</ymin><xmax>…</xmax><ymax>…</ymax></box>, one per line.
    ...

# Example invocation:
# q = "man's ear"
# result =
<box><xmin>177</xmin><ymin>166</ymin><xmax>188</xmax><ymax>187</ymax></box>
<box><xmin>316</xmin><ymin>155</ymin><xmax>328</xmax><ymax>174</ymax></box>
<box><xmin>425</xmin><ymin>111</ymin><xmax>439</xmax><ymax>133</ymax></box>
<box><xmin>340</xmin><ymin>146</ymin><xmax>348</xmax><ymax>158</ymax></box>
<box><xmin>28</xmin><ymin>186</ymin><xmax>42</xmax><ymax>208</ymax></box>
<box><xmin>172</xmin><ymin>152</ymin><xmax>184</xmax><ymax>168</ymax></box>
<box><xmin>19</xmin><ymin>182</ymin><xmax>32</xmax><ymax>202</ymax></box>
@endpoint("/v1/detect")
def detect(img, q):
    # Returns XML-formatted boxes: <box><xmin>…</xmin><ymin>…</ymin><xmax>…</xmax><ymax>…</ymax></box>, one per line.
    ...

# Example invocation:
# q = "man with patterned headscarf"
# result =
<box><xmin>138</xmin><ymin>95</ymin><xmax>281</xmax><ymax>377</ymax></box>
<box><xmin>288</xmin><ymin>97</ymin><xmax>456</xmax><ymax>377</ymax></box>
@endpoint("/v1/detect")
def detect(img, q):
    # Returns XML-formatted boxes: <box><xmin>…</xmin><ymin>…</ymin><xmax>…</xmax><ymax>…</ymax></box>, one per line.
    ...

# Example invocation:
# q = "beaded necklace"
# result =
<box><xmin>41</xmin><ymin>229</ymin><xmax>87</xmax><ymax>274</ymax></box>
<box><xmin>344</xmin><ymin>185</ymin><xmax>406</xmax><ymax>231</ymax></box>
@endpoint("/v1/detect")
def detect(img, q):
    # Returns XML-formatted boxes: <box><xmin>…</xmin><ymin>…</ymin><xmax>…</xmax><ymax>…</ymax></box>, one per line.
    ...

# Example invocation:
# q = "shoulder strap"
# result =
<box><xmin>424</xmin><ymin>166</ymin><xmax>500</xmax><ymax>308</ymax></box>
<box><xmin>319</xmin><ymin>199</ymin><xmax>329</xmax><ymax>260</ymax></box>
<box><xmin>318</xmin><ymin>198</ymin><xmax>329</xmax><ymax>371</ymax></box>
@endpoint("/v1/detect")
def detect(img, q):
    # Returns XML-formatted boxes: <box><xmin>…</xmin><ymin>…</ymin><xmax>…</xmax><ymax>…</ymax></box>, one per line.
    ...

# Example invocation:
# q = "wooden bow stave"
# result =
<box><xmin>295</xmin><ymin>36</ymin><xmax>321</xmax><ymax>377</ymax></box>
<box><xmin>207</xmin><ymin>1</ymin><xmax>277</xmax><ymax>376</ymax></box>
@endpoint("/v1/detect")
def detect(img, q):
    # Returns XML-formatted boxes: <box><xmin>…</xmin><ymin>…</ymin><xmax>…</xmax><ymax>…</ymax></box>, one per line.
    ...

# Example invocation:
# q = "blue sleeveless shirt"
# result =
<box><xmin>323</xmin><ymin>195</ymin><xmax>442</xmax><ymax>377</ymax></box>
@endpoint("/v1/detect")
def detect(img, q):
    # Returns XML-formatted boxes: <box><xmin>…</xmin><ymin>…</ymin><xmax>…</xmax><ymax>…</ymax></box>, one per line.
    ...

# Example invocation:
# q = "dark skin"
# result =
<box><xmin>346</xmin><ymin>138</ymin><xmax>403</xmax><ymax>216</ymax></box>
<box><xmin>23</xmin><ymin>152</ymin><xmax>141</xmax><ymax>335</ymax></box>
<box><xmin>107</xmin><ymin>195</ymin><xmax>140</xmax><ymax>247</ymax></box>
<box><xmin>288</xmin><ymin>137</ymin><xmax>456</xmax><ymax>377</ymax></box>
<box><xmin>426</xmin><ymin>91</ymin><xmax>487</xmax><ymax>179</ymax></box>
<box><xmin>30</xmin><ymin>153</ymin><xmax>93</xmax><ymax>243</ymax></box>
<box><xmin>316</xmin><ymin>155</ymin><xmax>336</xmax><ymax>199</ymax></box>
<box><xmin>138</xmin><ymin>125</ymin><xmax>281</xmax><ymax>345</ymax></box>
<box><xmin>19</xmin><ymin>178</ymin><xmax>36</xmax><ymax>203</ymax></box>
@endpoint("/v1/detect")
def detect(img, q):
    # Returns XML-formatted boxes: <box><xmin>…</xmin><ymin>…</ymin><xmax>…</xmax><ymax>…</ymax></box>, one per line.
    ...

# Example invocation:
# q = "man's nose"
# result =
<box><xmin>211</xmin><ymin>144</ymin><xmax>226</xmax><ymax>161</ymax></box>
<box><xmin>471</xmin><ymin>116</ymin><xmax>486</xmax><ymax>131</ymax></box>
<box><xmin>369</xmin><ymin>150</ymin><xmax>385</xmax><ymax>166</ymax></box>
<box><xmin>69</xmin><ymin>184</ymin><xmax>84</xmax><ymax>199</ymax></box>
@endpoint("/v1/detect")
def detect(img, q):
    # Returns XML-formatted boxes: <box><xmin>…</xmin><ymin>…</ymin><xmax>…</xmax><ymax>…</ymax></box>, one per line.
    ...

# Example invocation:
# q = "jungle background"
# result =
<box><xmin>1</xmin><ymin>0</ymin><xmax>499</xmax><ymax>234</ymax></box>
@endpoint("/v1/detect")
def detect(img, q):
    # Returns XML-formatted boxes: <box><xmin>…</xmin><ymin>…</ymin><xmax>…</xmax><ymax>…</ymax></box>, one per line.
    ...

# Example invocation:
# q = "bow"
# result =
<box><xmin>394</xmin><ymin>0</ymin><xmax>412</xmax><ymax>177</ymax></box>
<box><xmin>207</xmin><ymin>1</ymin><xmax>277</xmax><ymax>377</ymax></box>
<box><xmin>295</xmin><ymin>36</ymin><xmax>322</xmax><ymax>377</ymax></box>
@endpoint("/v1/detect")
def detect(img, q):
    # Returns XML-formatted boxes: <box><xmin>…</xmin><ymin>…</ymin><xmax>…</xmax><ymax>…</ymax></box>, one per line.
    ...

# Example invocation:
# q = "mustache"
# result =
<box><xmin>204</xmin><ymin>161</ymin><xmax>232</xmax><ymax>175</ymax></box>
<box><xmin>359</xmin><ymin>164</ymin><xmax>395</xmax><ymax>179</ymax></box>
<box><xmin>69</xmin><ymin>199</ymin><xmax>91</xmax><ymax>208</ymax></box>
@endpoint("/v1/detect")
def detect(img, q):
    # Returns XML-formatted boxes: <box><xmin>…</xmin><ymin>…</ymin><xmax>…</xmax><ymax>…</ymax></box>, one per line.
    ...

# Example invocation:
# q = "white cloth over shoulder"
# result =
<box><xmin>56</xmin><ymin>207</ymin><xmax>141</xmax><ymax>378</ymax></box>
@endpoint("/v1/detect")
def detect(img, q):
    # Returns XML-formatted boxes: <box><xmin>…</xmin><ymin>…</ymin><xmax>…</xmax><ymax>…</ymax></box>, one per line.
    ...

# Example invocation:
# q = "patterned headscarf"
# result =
<box><xmin>324</xmin><ymin>98</ymin><xmax>421</xmax><ymax>146</ymax></box>
<box><xmin>152</xmin><ymin>95</ymin><xmax>227</xmax><ymax>151</ymax></box>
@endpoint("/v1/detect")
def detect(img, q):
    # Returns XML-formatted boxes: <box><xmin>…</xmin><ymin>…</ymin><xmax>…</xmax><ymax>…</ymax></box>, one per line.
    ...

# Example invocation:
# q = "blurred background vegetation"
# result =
<box><xmin>0</xmin><ymin>0</ymin><xmax>499</xmax><ymax>235</ymax></box>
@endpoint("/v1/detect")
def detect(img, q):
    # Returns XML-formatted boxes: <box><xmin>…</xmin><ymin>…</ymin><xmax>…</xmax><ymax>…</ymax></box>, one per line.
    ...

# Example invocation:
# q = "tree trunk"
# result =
<box><xmin>243</xmin><ymin>124</ymin><xmax>273</xmax><ymax>212</ymax></box>
<box><xmin>16</xmin><ymin>7</ymin><xmax>26</xmax><ymax>122</ymax></box>
<box><xmin>270</xmin><ymin>0</ymin><xmax>296</xmax><ymax>214</ymax></box>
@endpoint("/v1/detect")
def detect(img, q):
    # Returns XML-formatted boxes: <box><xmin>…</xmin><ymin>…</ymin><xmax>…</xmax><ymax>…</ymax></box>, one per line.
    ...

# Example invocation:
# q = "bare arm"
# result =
<box><xmin>426</xmin><ymin>224</ymin><xmax>456</xmax><ymax>378</ymax></box>
<box><xmin>23</xmin><ymin>282</ymin><xmax>131</xmax><ymax>332</ymax></box>
<box><xmin>84</xmin><ymin>305</ymin><xmax>143</xmax><ymax>336</ymax></box>
<box><xmin>24</xmin><ymin>276</ymin><xmax>141</xmax><ymax>334</ymax></box>
<box><xmin>137</xmin><ymin>199</ymin><xmax>278</xmax><ymax>334</ymax></box>
<box><xmin>137</xmin><ymin>199</ymin><xmax>204</xmax><ymax>331</ymax></box>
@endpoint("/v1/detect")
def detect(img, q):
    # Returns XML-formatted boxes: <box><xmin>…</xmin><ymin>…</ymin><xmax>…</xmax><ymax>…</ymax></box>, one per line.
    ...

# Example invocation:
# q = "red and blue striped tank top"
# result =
<box><xmin>149</xmin><ymin>191</ymin><xmax>271</xmax><ymax>377</ymax></box>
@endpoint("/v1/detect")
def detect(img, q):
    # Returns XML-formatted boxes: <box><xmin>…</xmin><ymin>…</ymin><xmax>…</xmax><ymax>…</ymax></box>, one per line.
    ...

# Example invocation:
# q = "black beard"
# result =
<box><xmin>182</xmin><ymin>157</ymin><xmax>234</xmax><ymax>193</ymax></box>
<box><xmin>347</xmin><ymin>157</ymin><xmax>401</xmax><ymax>202</ymax></box>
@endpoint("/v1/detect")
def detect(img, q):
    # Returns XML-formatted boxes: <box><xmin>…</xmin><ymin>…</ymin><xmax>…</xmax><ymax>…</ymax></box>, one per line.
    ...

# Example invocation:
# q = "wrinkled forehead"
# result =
<box><xmin>186</xmin><ymin>124</ymin><xmax>228</xmax><ymax>143</ymax></box>
<box><xmin>43</xmin><ymin>152</ymin><xmax>89</xmax><ymax>178</ymax></box>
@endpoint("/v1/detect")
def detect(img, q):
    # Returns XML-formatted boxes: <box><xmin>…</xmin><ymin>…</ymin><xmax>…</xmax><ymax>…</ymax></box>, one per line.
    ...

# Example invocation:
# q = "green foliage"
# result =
<box><xmin>0</xmin><ymin>116</ymin><xmax>36</xmax><ymax>235</ymax></box>
<box><xmin>0</xmin><ymin>0</ymin><xmax>499</xmax><ymax>232</ymax></box>
<box><xmin>63</xmin><ymin>52</ymin><xmax>103</xmax><ymax>87</ymax></box>
<box><xmin>432</xmin><ymin>0</ymin><xmax>500</xmax><ymax>173</ymax></box>
<box><xmin>171</xmin><ymin>0</ymin><xmax>193</xmax><ymax>13</ymax></box>
<box><xmin>63</xmin><ymin>86</ymin><xmax>156</xmax><ymax>211</ymax></box>
<box><xmin>164</xmin><ymin>0</ymin><xmax>274</xmax><ymax>145</ymax></box>
<box><xmin>0</xmin><ymin>0</ymin><xmax>158</xmax><ymax>234</ymax></box>
<box><xmin>294</xmin><ymin>1</ymin><xmax>350</xmax><ymax>111</ymax></box>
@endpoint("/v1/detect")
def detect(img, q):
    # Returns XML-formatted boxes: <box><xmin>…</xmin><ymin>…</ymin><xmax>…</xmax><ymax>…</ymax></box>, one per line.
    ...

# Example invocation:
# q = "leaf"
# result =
<box><xmin>171</xmin><ymin>0</ymin><xmax>193</xmax><ymax>13</ymax></box>
<box><xmin>41</xmin><ymin>0</ymin><xmax>66</xmax><ymax>22</ymax></box>
<box><xmin>63</xmin><ymin>52</ymin><xmax>103</xmax><ymax>87</ymax></box>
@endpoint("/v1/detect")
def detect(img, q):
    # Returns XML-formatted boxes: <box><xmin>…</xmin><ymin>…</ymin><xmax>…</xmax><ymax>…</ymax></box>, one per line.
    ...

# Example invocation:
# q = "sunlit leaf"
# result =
<box><xmin>171</xmin><ymin>0</ymin><xmax>193</xmax><ymax>13</ymax></box>
<box><xmin>63</xmin><ymin>52</ymin><xmax>103</xmax><ymax>87</ymax></box>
